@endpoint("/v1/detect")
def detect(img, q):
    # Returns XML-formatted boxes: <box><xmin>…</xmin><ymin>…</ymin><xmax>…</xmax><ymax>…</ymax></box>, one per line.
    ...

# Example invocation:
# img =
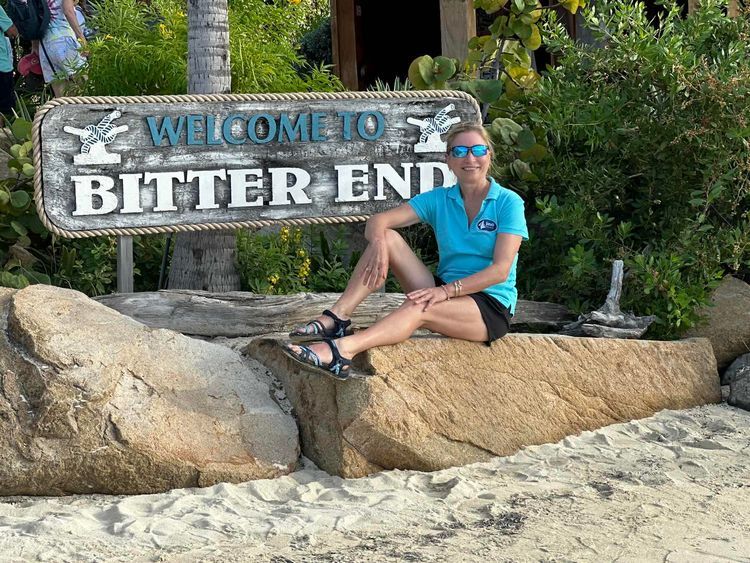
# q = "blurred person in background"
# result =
<box><xmin>36</xmin><ymin>0</ymin><xmax>87</xmax><ymax>96</ymax></box>
<box><xmin>0</xmin><ymin>5</ymin><xmax>18</xmax><ymax>123</ymax></box>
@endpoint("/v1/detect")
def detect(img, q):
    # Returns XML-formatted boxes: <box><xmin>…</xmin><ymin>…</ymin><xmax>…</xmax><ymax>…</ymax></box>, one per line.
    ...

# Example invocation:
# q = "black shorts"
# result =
<box><xmin>0</xmin><ymin>71</ymin><xmax>15</xmax><ymax>115</ymax></box>
<box><xmin>434</xmin><ymin>275</ymin><xmax>511</xmax><ymax>344</ymax></box>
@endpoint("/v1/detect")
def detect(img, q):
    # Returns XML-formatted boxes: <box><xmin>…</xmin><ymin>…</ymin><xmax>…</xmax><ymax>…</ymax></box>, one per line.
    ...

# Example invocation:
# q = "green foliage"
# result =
<box><xmin>410</xmin><ymin>0</ymin><xmax>578</xmax><ymax>100</ymax></box>
<box><xmin>51</xmin><ymin>235</ymin><xmax>169</xmax><ymax>296</ymax></box>
<box><xmin>78</xmin><ymin>0</ymin><xmax>342</xmax><ymax>96</ymax></box>
<box><xmin>236</xmin><ymin>226</ymin><xmax>354</xmax><ymax>294</ymax></box>
<box><xmin>52</xmin><ymin>237</ymin><xmax>118</xmax><ymax>296</ymax></box>
<box><xmin>79</xmin><ymin>0</ymin><xmax>189</xmax><ymax>95</ymax></box>
<box><xmin>236</xmin><ymin>224</ymin><xmax>439</xmax><ymax>295</ymax></box>
<box><xmin>227</xmin><ymin>0</ymin><xmax>342</xmax><ymax>93</ymax></box>
<box><xmin>408</xmin><ymin>0</ymin><xmax>577</xmax><ymax>180</ymax></box>
<box><xmin>510</xmin><ymin>1</ymin><xmax>750</xmax><ymax>338</ymax></box>
<box><xmin>299</xmin><ymin>15</ymin><xmax>333</xmax><ymax>67</ymax></box>
<box><xmin>0</xmin><ymin>112</ymin><xmax>52</xmax><ymax>289</ymax></box>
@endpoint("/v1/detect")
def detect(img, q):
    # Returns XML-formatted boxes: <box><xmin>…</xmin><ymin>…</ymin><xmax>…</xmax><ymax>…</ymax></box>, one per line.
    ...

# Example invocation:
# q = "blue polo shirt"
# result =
<box><xmin>408</xmin><ymin>178</ymin><xmax>528</xmax><ymax>313</ymax></box>
<box><xmin>0</xmin><ymin>7</ymin><xmax>13</xmax><ymax>73</ymax></box>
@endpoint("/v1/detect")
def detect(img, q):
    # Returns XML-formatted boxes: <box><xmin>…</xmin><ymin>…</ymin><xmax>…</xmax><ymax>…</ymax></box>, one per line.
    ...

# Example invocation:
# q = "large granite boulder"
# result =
<box><xmin>685</xmin><ymin>276</ymin><xmax>750</xmax><ymax>370</ymax></box>
<box><xmin>728</xmin><ymin>353</ymin><xmax>750</xmax><ymax>410</ymax></box>
<box><xmin>249</xmin><ymin>334</ymin><xmax>719</xmax><ymax>478</ymax></box>
<box><xmin>0</xmin><ymin>285</ymin><xmax>298</xmax><ymax>496</ymax></box>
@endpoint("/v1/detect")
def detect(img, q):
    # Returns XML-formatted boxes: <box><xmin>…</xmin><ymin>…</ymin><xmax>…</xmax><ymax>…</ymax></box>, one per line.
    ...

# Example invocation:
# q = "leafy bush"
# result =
<box><xmin>299</xmin><ymin>16</ymin><xmax>332</xmax><ymax>68</ymax></box>
<box><xmin>51</xmin><ymin>235</ymin><xmax>169</xmax><ymax>296</ymax></box>
<box><xmin>0</xmin><ymin>115</ymin><xmax>53</xmax><ymax>289</ymax></box>
<box><xmin>236</xmin><ymin>224</ymin><xmax>440</xmax><ymax>295</ymax></box>
<box><xmin>502</xmin><ymin>1</ymin><xmax>750</xmax><ymax>337</ymax></box>
<box><xmin>237</xmin><ymin>226</ymin><xmax>352</xmax><ymax>294</ymax></box>
<box><xmin>79</xmin><ymin>0</ymin><xmax>342</xmax><ymax>96</ymax></box>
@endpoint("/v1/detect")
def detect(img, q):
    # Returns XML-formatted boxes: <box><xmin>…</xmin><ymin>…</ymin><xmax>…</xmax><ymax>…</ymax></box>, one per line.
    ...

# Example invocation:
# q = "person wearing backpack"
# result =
<box><xmin>5</xmin><ymin>0</ymin><xmax>85</xmax><ymax>96</ymax></box>
<box><xmin>0</xmin><ymin>5</ymin><xmax>19</xmax><ymax>122</ymax></box>
<box><xmin>36</xmin><ymin>0</ymin><xmax>87</xmax><ymax>96</ymax></box>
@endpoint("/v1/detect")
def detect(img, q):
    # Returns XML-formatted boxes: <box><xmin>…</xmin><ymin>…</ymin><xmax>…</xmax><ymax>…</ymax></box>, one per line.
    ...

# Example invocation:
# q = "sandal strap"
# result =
<box><xmin>289</xmin><ymin>344</ymin><xmax>322</xmax><ymax>366</ymax></box>
<box><xmin>322</xmin><ymin>338</ymin><xmax>352</xmax><ymax>377</ymax></box>
<box><xmin>322</xmin><ymin>309</ymin><xmax>352</xmax><ymax>338</ymax></box>
<box><xmin>292</xmin><ymin>319</ymin><xmax>325</xmax><ymax>336</ymax></box>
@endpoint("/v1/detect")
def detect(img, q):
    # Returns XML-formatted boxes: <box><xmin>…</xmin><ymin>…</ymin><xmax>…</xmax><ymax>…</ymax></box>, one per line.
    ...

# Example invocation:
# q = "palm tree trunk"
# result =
<box><xmin>168</xmin><ymin>0</ymin><xmax>240</xmax><ymax>291</ymax></box>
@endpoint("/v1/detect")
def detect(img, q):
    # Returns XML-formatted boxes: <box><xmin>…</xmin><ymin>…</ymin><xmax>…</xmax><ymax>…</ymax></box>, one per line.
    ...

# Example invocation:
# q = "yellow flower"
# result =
<box><xmin>279</xmin><ymin>227</ymin><xmax>290</xmax><ymax>243</ymax></box>
<box><xmin>297</xmin><ymin>248</ymin><xmax>306</xmax><ymax>258</ymax></box>
<box><xmin>159</xmin><ymin>23</ymin><xmax>173</xmax><ymax>39</ymax></box>
<box><xmin>289</xmin><ymin>0</ymin><xmax>302</xmax><ymax>4</ymax></box>
<box><xmin>298</xmin><ymin>257</ymin><xmax>311</xmax><ymax>279</ymax></box>
<box><xmin>268</xmin><ymin>274</ymin><xmax>280</xmax><ymax>285</ymax></box>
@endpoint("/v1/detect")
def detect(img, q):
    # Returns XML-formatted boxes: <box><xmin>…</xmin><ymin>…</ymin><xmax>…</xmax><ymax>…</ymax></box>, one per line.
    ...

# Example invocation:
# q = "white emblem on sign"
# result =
<box><xmin>406</xmin><ymin>104</ymin><xmax>461</xmax><ymax>153</ymax></box>
<box><xmin>64</xmin><ymin>110</ymin><xmax>129</xmax><ymax>165</ymax></box>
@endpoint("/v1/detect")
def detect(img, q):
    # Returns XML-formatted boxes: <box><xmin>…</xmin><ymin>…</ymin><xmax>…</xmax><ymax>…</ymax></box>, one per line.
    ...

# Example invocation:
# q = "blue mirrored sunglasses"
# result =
<box><xmin>449</xmin><ymin>144</ymin><xmax>489</xmax><ymax>158</ymax></box>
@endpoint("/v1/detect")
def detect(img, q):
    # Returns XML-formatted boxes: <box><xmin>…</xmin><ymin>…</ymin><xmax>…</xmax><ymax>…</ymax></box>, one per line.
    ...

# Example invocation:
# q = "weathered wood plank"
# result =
<box><xmin>440</xmin><ymin>0</ymin><xmax>476</xmax><ymax>62</ymax></box>
<box><xmin>560</xmin><ymin>261</ymin><xmax>656</xmax><ymax>339</ymax></box>
<box><xmin>94</xmin><ymin>291</ymin><xmax>574</xmax><ymax>337</ymax></box>
<box><xmin>331</xmin><ymin>0</ymin><xmax>359</xmax><ymax>90</ymax></box>
<box><xmin>116</xmin><ymin>235</ymin><xmax>133</xmax><ymax>293</ymax></box>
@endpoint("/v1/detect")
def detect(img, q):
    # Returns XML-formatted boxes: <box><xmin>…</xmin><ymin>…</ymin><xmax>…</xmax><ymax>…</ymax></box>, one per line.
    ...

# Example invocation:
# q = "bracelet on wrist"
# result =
<box><xmin>453</xmin><ymin>279</ymin><xmax>463</xmax><ymax>297</ymax></box>
<box><xmin>441</xmin><ymin>285</ymin><xmax>451</xmax><ymax>300</ymax></box>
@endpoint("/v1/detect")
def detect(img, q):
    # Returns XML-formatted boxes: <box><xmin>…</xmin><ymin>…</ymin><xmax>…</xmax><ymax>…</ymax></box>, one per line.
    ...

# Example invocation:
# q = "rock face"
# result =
<box><xmin>723</xmin><ymin>353</ymin><xmax>750</xmax><ymax>386</ymax></box>
<box><xmin>249</xmin><ymin>334</ymin><xmax>720</xmax><ymax>478</ymax></box>
<box><xmin>685</xmin><ymin>276</ymin><xmax>750</xmax><ymax>370</ymax></box>
<box><xmin>728</xmin><ymin>353</ymin><xmax>750</xmax><ymax>410</ymax></box>
<box><xmin>0</xmin><ymin>285</ymin><xmax>298</xmax><ymax>496</ymax></box>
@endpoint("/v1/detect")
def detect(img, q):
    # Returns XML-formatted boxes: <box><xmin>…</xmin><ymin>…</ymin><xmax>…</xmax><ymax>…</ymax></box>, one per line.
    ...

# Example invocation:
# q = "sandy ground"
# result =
<box><xmin>0</xmin><ymin>402</ymin><xmax>748</xmax><ymax>563</ymax></box>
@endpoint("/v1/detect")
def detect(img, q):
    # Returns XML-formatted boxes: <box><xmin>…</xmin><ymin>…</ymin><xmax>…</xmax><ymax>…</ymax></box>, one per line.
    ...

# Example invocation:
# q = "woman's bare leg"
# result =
<box><xmin>294</xmin><ymin>229</ymin><xmax>434</xmax><ymax>333</ymax></box>
<box><xmin>288</xmin><ymin>295</ymin><xmax>488</xmax><ymax>367</ymax></box>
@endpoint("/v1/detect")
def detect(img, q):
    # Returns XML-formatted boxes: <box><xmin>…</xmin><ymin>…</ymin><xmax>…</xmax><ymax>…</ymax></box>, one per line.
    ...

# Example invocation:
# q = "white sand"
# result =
<box><xmin>0</xmin><ymin>403</ymin><xmax>748</xmax><ymax>562</ymax></box>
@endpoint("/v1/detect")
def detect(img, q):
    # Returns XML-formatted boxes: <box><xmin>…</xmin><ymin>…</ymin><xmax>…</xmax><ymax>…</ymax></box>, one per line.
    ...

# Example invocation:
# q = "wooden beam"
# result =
<box><xmin>440</xmin><ymin>0</ymin><xmax>476</xmax><ymax>61</ymax></box>
<box><xmin>687</xmin><ymin>0</ymin><xmax>699</xmax><ymax>13</ymax></box>
<box><xmin>95</xmin><ymin>291</ymin><xmax>575</xmax><ymax>337</ymax></box>
<box><xmin>116</xmin><ymin>236</ymin><xmax>133</xmax><ymax>293</ymax></box>
<box><xmin>331</xmin><ymin>0</ymin><xmax>359</xmax><ymax>90</ymax></box>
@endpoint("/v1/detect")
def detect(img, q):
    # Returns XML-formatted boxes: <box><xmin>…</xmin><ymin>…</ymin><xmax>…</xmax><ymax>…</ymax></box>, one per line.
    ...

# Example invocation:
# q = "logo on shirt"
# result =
<box><xmin>477</xmin><ymin>219</ymin><xmax>497</xmax><ymax>232</ymax></box>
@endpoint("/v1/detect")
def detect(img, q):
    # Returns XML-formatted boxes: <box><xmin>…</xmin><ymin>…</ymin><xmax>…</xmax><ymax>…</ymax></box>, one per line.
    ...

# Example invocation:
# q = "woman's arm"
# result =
<box><xmin>450</xmin><ymin>233</ymin><xmax>523</xmax><ymax>296</ymax></box>
<box><xmin>408</xmin><ymin>233</ymin><xmax>523</xmax><ymax>310</ymax></box>
<box><xmin>364</xmin><ymin>203</ymin><xmax>420</xmax><ymax>241</ymax></box>
<box><xmin>360</xmin><ymin>203</ymin><xmax>421</xmax><ymax>288</ymax></box>
<box><xmin>62</xmin><ymin>0</ymin><xmax>86</xmax><ymax>43</ymax></box>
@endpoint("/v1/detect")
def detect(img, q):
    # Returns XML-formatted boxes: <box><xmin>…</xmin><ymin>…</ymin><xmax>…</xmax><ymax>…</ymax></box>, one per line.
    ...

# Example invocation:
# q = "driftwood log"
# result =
<box><xmin>560</xmin><ymin>260</ymin><xmax>656</xmax><ymax>339</ymax></box>
<box><xmin>95</xmin><ymin>291</ymin><xmax>574</xmax><ymax>337</ymax></box>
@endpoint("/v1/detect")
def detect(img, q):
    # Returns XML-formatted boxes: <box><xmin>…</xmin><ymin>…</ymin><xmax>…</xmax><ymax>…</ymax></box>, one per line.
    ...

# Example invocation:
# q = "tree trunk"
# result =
<box><xmin>168</xmin><ymin>0</ymin><xmax>240</xmax><ymax>291</ymax></box>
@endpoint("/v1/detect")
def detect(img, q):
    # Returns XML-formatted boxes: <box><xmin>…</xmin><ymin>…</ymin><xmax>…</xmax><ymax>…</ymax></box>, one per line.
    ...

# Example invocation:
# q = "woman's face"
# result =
<box><xmin>446</xmin><ymin>130</ymin><xmax>491</xmax><ymax>186</ymax></box>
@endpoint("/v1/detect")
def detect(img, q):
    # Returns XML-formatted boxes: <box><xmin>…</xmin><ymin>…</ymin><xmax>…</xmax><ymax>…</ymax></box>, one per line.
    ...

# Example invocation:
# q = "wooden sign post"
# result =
<box><xmin>32</xmin><ymin>91</ymin><xmax>480</xmax><ymax>240</ymax></box>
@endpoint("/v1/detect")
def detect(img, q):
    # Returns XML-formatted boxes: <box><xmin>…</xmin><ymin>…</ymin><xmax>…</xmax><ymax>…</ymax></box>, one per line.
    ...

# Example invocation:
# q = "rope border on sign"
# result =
<box><xmin>32</xmin><ymin>90</ymin><xmax>481</xmax><ymax>238</ymax></box>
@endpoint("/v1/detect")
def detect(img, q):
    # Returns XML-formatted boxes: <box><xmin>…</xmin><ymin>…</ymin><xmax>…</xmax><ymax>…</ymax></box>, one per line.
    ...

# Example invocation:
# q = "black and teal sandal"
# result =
<box><xmin>289</xmin><ymin>309</ymin><xmax>353</xmax><ymax>343</ymax></box>
<box><xmin>281</xmin><ymin>338</ymin><xmax>353</xmax><ymax>381</ymax></box>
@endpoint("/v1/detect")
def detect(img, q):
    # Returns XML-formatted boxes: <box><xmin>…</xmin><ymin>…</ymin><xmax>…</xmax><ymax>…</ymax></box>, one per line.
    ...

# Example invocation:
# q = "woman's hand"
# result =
<box><xmin>359</xmin><ymin>237</ymin><xmax>388</xmax><ymax>289</ymax></box>
<box><xmin>407</xmin><ymin>285</ymin><xmax>450</xmax><ymax>311</ymax></box>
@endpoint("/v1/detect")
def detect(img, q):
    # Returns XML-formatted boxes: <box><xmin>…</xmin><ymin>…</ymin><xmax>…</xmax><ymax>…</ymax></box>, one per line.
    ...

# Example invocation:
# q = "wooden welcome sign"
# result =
<box><xmin>32</xmin><ymin>91</ymin><xmax>481</xmax><ymax>238</ymax></box>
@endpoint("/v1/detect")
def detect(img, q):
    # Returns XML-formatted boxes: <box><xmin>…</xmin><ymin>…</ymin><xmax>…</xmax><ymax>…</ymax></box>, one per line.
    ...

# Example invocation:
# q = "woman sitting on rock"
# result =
<box><xmin>283</xmin><ymin>122</ymin><xmax>528</xmax><ymax>380</ymax></box>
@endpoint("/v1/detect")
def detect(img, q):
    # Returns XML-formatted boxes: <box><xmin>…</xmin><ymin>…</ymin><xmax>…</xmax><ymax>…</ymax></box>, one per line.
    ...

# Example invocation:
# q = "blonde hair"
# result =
<box><xmin>445</xmin><ymin>122</ymin><xmax>494</xmax><ymax>160</ymax></box>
